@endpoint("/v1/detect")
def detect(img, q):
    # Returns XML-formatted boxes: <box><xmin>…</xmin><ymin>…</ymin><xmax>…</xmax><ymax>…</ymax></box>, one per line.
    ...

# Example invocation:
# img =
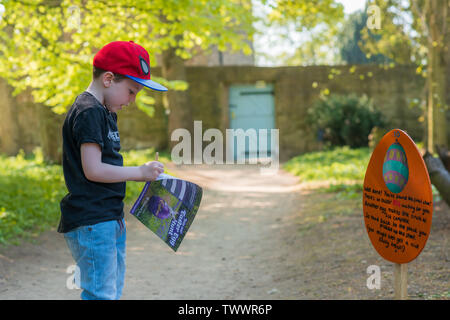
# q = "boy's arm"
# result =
<box><xmin>81</xmin><ymin>143</ymin><xmax>162</xmax><ymax>183</ymax></box>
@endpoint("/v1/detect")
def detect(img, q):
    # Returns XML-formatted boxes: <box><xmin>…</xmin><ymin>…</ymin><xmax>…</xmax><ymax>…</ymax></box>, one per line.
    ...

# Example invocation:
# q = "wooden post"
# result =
<box><xmin>394</xmin><ymin>263</ymin><xmax>408</xmax><ymax>300</ymax></box>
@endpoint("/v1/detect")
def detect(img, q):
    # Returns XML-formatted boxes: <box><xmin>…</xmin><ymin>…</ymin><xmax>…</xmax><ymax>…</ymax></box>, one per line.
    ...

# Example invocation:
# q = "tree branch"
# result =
<box><xmin>423</xmin><ymin>152</ymin><xmax>450</xmax><ymax>206</ymax></box>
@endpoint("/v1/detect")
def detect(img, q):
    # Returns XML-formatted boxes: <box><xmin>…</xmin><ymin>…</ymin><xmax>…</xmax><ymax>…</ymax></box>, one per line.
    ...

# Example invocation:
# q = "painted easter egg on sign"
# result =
<box><xmin>382</xmin><ymin>142</ymin><xmax>409</xmax><ymax>193</ymax></box>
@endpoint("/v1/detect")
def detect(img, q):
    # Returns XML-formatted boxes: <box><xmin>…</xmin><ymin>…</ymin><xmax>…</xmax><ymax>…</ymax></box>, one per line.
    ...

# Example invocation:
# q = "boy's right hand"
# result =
<box><xmin>139</xmin><ymin>161</ymin><xmax>164</xmax><ymax>181</ymax></box>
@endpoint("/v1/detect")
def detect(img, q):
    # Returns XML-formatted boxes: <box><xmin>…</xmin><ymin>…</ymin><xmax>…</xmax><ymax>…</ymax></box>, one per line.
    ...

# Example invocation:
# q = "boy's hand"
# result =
<box><xmin>139</xmin><ymin>161</ymin><xmax>164</xmax><ymax>181</ymax></box>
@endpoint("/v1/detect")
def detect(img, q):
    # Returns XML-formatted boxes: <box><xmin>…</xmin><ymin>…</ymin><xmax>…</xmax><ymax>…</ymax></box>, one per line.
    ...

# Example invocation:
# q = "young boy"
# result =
<box><xmin>58</xmin><ymin>41</ymin><xmax>167</xmax><ymax>300</ymax></box>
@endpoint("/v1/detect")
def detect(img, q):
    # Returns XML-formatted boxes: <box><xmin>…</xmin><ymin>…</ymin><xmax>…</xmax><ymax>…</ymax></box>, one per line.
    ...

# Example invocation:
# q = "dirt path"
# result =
<box><xmin>0</xmin><ymin>164</ymin><xmax>448</xmax><ymax>299</ymax></box>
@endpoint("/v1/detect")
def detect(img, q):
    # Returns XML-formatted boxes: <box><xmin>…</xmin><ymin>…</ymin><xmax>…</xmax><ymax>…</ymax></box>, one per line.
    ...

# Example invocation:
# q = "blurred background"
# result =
<box><xmin>0</xmin><ymin>0</ymin><xmax>448</xmax><ymax>300</ymax></box>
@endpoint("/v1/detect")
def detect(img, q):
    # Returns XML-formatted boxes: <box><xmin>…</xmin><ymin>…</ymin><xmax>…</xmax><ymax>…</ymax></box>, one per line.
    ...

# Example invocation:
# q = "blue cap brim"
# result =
<box><xmin>125</xmin><ymin>75</ymin><xmax>168</xmax><ymax>92</ymax></box>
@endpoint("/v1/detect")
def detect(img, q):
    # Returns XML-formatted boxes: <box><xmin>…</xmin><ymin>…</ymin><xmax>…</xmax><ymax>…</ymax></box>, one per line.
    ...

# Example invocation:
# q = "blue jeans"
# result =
<box><xmin>64</xmin><ymin>218</ymin><xmax>126</xmax><ymax>300</ymax></box>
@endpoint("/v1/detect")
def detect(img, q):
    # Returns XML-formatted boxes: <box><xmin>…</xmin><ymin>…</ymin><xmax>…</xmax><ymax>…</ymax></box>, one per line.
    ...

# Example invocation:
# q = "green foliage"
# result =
<box><xmin>308</xmin><ymin>94</ymin><xmax>385</xmax><ymax>148</ymax></box>
<box><xmin>258</xmin><ymin>0</ymin><xmax>345</xmax><ymax>66</ymax></box>
<box><xmin>282</xmin><ymin>24</ymin><xmax>342</xmax><ymax>66</ymax></box>
<box><xmin>0</xmin><ymin>0</ymin><xmax>256</xmax><ymax>114</ymax></box>
<box><xmin>267</xmin><ymin>0</ymin><xmax>344</xmax><ymax>31</ymax></box>
<box><xmin>284</xmin><ymin>146</ymin><xmax>370</xmax><ymax>182</ymax></box>
<box><xmin>283</xmin><ymin>146</ymin><xmax>372</xmax><ymax>198</ymax></box>
<box><xmin>0</xmin><ymin>148</ymin><xmax>66</xmax><ymax>245</ymax></box>
<box><xmin>360</xmin><ymin>0</ymin><xmax>416</xmax><ymax>65</ymax></box>
<box><xmin>360</xmin><ymin>0</ymin><xmax>449</xmax><ymax>150</ymax></box>
<box><xmin>337</xmin><ymin>10</ymin><xmax>389</xmax><ymax>64</ymax></box>
<box><xmin>360</xmin><ymin>0</ymin><xmax>449</xmax><ymax>69</ymax></box>
<box><xmin>0</xmin><ymin>147</ymin><xmax>171</xmax><ymax>246</ymax></box>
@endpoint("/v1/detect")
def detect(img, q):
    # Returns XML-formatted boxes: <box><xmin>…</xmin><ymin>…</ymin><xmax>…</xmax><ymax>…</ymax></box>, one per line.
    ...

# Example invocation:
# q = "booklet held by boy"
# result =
<box><xmin>130</xmin><ymin>173</ymin><xmax>203</xmax><ymax>252</ymax></box>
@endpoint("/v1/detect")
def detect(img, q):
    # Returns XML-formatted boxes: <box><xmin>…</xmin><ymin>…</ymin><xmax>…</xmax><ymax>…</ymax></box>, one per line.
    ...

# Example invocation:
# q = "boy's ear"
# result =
<box><xmin>102</xmin><ymin>71</ymin><xmax>114</xmax><ymax>88</ymax></box>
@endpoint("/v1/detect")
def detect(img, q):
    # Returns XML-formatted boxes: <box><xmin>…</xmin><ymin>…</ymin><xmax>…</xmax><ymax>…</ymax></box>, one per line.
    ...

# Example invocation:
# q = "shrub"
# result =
<box><xmin>308</xmin><ymin>94</ymin><xmax>385</xmax><ymax>148</ymax></box>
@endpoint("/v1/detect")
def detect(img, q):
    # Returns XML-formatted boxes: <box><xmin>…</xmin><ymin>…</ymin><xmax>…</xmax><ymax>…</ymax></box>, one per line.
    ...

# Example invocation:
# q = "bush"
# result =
<box><xmin>308</xmin><ymin>94</ymin><xmax>385</xmax><ymax>148</ymax></box>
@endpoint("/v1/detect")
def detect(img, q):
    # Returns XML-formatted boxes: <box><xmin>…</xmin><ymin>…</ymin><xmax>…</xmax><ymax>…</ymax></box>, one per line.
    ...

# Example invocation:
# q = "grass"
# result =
<box><xmin>283</xmin><ymin>146</ymin><xmax>371</xmax><ymax>199</ymax></box>
<box><xmin>0</xmin><ymin>147</ymin><xmax>171</xmax><ymax>247</ymax></box>
<box><xmin>0</xmin><ymin>148</ymin><xmax>65</xmax><ymax>246</ymax></box>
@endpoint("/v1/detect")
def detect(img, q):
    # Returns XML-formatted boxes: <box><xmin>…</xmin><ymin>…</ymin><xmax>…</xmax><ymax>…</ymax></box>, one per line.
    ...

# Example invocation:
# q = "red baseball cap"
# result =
<box><xmin>93</xmin><ymin>41</ymin><xmax>167</xmax><ymax>92</ymax></box>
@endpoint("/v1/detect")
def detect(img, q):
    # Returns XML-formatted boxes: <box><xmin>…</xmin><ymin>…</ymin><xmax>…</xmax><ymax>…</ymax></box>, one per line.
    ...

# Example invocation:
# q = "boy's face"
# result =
<box><xmin>103</xmin><ymin>72</ymin><xmax>144</xmax><ymax>113</ymax></box>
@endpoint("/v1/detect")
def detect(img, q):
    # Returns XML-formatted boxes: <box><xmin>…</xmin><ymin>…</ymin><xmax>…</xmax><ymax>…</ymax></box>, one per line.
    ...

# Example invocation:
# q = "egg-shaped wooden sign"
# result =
<box><xmin>363</xmin><ymin>129</ymin><xmax>433</xmax><ymax>264</ymax></box>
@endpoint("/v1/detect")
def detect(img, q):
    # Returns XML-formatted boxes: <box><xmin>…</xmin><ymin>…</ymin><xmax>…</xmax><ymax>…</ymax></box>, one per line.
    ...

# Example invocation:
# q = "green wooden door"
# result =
<box><xmin>229</xmin><ymin>84</ymin><xmax>275</xmax><ymax>161</ymax></box>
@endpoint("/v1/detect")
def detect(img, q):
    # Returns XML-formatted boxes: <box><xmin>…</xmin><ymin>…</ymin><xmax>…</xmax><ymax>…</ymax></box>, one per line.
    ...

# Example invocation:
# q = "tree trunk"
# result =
<box><xmin>423</xmin><ymin>152</ymin><xmax>450</xmax><ymax>206</ymax></box>
<box><xmin>426</xmin><ymin>43</ymin><xmax>434</xmax><ymax>153</ymax></box>
<box><xmin>38</xmin><ymin>104</ymin><xmax>64</xmax><ymax>164</ymax></box>
<box><xmin>436</xmin><ymin>145</ymin><xmax>450</xmax><ymax>172</ymax></box>
<box><xmin>160</xmin><ymin>46</ymin><xmax>193</xmax><ymax>151</ymax></box>
<box><xmin>425</xmin><ymin>0</ymin><xmax>448</xmax><ymax>153</ymax></box>
<box><xmin>430</xmin><ymin>28</ymin><xmax>448</xmax><ymax>150</ymax></box>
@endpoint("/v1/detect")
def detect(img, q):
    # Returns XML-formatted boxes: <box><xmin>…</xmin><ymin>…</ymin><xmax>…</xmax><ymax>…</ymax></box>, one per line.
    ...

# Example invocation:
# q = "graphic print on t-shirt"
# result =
<box><xmin>107</xmin><ymin>130</ymin><xmax>120</xmax><ymax>142</ymax></box>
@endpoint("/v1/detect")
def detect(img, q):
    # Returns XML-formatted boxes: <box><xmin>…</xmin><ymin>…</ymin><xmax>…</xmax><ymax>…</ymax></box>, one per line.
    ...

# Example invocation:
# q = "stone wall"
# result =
<box><xmin>1</xmin><ymin>64</ymin><xmax>442</xmax><ymax>162</ymax></box>
<box><xmin>158</xmin><ymin>65</ymin><xmax>428</xmax><ymax>161</ymax></box>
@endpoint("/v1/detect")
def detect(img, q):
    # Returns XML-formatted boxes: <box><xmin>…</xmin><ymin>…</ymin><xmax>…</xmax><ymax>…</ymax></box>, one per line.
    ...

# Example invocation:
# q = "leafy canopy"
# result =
<box><xmin>256</xmin><ymin>0</ymin><xmax>345</xmax><ymax>65</ymax></box>
<box><xmin>0</xmin><ymin>0</ymin><xmax>256</xmax><ymax>114</ymax></box>
<box><xmin>361</xmin><ymin>0</ymin><xmax>449</xmax><ymax>68</ymax></box>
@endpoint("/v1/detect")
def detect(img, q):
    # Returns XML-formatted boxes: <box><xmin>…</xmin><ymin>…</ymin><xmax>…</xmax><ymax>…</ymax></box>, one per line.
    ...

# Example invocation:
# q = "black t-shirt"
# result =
<box><xmin>58</xmin><ymin>91</ymin><xmax>125</xmax><ymax>233</ymax></box>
